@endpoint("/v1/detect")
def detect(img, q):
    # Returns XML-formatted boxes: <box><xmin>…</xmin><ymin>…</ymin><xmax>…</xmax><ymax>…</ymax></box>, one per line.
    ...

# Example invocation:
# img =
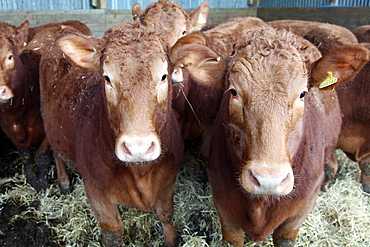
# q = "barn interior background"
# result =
<box><xmin>0</xmin><ymin>0</ymin><xmax>369</xmax><ymax>37</ymax></box>
<box><xmin>0</xmin><ymin>0</ymin><xmax>370</xmax><ymax>246</ymax></box>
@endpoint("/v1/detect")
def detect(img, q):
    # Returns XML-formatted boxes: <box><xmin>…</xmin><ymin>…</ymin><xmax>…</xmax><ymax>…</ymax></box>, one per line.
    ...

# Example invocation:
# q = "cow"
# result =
<box><xmin>0</xmin><ymin>20</ymin><xmax>90</xmax><ymax>191</ymax></box>
<box><xmin>268</xmin><ymin>19</ymin><xmax>323</xmax><ymax>36</ymax></box>
<box><xmin>39</xmin><ymin>19</ymin><xmax>185</xmax><ymax>246</ymax></box>
<box><xmin>205</xmin><ymin>26</ymin><xmax>369</xmax><ymax>246</ymax></box>
<box><xmin>268</xmin><ymin>21</ymin><xmax>364</xmax><ymax>191</ymax></box>
<box><xmin>331</xmin><ymin>42</ymin><xmax>370</xmax><ymax>193</ymax></box>
<box><xmin>268</xmin><ymin>20</ymin><xmax>358</xmax><ymax>56</ymax></box>
<box><xmin>330</xmin><ymin>25</ymin><xmax>370</xmax><ymax>192</ymax></box>
<box><xmin>132</xmin><ymin>0</ymin><xmax>210</xmax><ymax>47</ymax></box>
<box><xmin>353</xmin><ymin>24</ymin><xmax>370</xmax><ymax>43</ymax></box>
<box><xmin>303</xmin><ymin>23</ymin><xmax>358</xmax><ymax>55</ymax></box>
<box><xmin>169</xmin><ymin>17</ymin><xmax>267</xmax><ymax>157</ymax></box>
<box><xmin>36</xmin><ymin>0</ymin><xmax>209</xmax><ymax>194</ymax></box>
<box><xmin>27</xmin><ymin>20</ymin><xmax>92</xmax><ymax>42</ymax></box>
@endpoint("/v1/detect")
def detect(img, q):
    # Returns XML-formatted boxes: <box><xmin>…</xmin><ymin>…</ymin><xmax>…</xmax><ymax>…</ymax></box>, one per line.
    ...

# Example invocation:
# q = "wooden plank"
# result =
<box><xmin>257</xmin><ymin>6</ymin><xmax>370</xmax><ymax>31</ymax></box>
<box><xmin>206</xmin><ymin>8</ymin><xmax>257</xmax><ymax>23</ymax></box>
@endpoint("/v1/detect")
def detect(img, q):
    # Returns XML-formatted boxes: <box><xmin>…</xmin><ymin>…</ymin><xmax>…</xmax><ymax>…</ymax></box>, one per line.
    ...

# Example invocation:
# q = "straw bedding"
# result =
<box><xmin>0</xmin><ymin>142</ymin><xmax>369</xmax><ymax>246</ymax></box>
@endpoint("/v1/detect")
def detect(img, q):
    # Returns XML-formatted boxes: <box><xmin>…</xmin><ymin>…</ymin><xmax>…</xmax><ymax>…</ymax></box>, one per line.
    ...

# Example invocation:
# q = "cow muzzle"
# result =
<box><xmin>0</xmin><ymin>85</ymin><xmax>14</xmax><ymax>102</ymax></box>
<box><xmin>115</xmin><ymin>134</ymin><xmax>161</xmax><ymax>163</ymax></box>
<box><xmin>240</xmin><ymin>162</ymin><xmax>294</xmax><ymax>196</ymax></box>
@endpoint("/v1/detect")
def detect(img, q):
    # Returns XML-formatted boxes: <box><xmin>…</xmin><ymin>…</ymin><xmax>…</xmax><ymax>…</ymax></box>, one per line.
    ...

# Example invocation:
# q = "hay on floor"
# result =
<box><xmin>0</xmin><ymin>149</ymin><xmax>369</xmax><ymax>246</ymax></box>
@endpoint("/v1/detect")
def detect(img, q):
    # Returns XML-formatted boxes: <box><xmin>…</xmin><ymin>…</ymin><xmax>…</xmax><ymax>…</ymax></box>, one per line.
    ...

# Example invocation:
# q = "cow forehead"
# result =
<box><xmin>0</xmin><ymin>36</ymin><xmax>13</xmax><ymax>57</ymax></box>
<box><xmin>229</xmin><ymin>28</ymin><xmax>308</xmax><ymax>99</ymax></box>
<box><xmin>0</xmin><ymin>23</ymin><xmax>16</xmax><ymax>37</ymax></box>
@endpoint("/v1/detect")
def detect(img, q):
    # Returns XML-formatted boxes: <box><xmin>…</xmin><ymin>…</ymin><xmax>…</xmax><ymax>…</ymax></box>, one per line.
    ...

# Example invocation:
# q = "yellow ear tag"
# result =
<box><xmin>319</xmin><ymin>71</ymin><xmax>338</xmax><ymax>90</ymax></box>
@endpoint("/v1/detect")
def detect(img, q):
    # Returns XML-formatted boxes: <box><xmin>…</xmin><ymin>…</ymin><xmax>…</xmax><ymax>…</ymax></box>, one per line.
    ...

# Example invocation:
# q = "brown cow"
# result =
<box><xmin>0</xmin><ymin>20</ymin><xmax>91</xmax><ymax>191</ymax></box>
<box><xmin>132</xmin><ymin>0</ymin><xmax>209</xmax><ymax>47</ymax></box>
<box><xmin>206</xmin><ymin>26</ymin><xmax>369</xmax><ymax>247</ymax></box>
<box><xmin>268</xmin><ymin>20</ymin><xmax>358</xmax><ymax>56</ymax></box>
<box><xmin>169</xmin><ymin>17</ymin><xmax>267</xmax><ymax>156</ymax></box>
<box><xmin>0</xmin><ymin>21</ymin><xmax>47</xmax><ymax>190</ymax></box>
<box><xmin>353</xmin><ymin>24</ymin><xmax>370</xmax><ymax>43</ymax></box>
<box><xmin>333</xmin><ymin>43</ymin><xmax>370</xmax><ymax>193</ymax></box>
<box><xmin>27</xmin><ymin>20</ymin><xmax>91</xmax><ymax>41</ymax></box>
<box><xmin>291</xmin><ymin>23</ymin><xmax>370</xmax><ymax>192</ymax></box>
<box><xmin>49</xmin><ymin>0</ymin><xmax>210</xmax><ymax>194</ymax></box>
<box><xmin>40</xmin><ymin>20</ymin><xmax>184</xmax><ymax>246</ymax></box>
<box><xmin>304</xmin><ymin>23</ymin><xmax>358</xmax><ymax>55</ymax></box>
<box><xmin>266</xmin><ymin>21</ymin><xmax>362</xmax><ymax>190</ymax></box>
<box><xmin>268</xmin><ymin>19</ymin><xmax>323</xmax><ymax>36</ymax></box>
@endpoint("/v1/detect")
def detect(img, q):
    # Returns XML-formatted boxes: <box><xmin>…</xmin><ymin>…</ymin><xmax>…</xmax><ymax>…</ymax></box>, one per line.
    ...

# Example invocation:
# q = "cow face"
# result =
<box><xmin>226</xmin><ymin>28</ymin><xmax>312</xmax><ymax>196</ymax></box>
<box><xmin>58</xmin><ymin>24</ymin><xmax>172</xmax><ymax>163</ymax></box>
<box><xmin>0</xmin><ymin>21</ymin><xmax>29</xmax><ymax>102</ymax></box>
<box><xmin>132</xmin><ymin>0</ymin><xmax>209</xmax><ymax>47</ymax></box>
<box><xmin>225</xmin><ymin>27</ymin><xmax>370</xmax><ymax>197</ymax></box>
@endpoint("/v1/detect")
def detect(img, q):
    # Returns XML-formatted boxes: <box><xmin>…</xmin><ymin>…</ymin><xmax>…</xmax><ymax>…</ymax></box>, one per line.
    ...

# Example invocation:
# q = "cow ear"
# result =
<box><xmin>170</xmin><ymin>33</ymin><xmax>206</xmax><ymax>65</ymax></box>
<box><xmin>310</xmin><ymin>44</ymin><xmax>370</xmax><ymax>91</ymax></box>
<box><xmin>14</xmin><ymin>20</ymin><xmax>29</xmax><ymax>52</ymax></box>
<box><xmin>132</xmin><ymin>3</ymin><xmax>143</xmax><ymax>21</ymax></box>
<box><xmin>187</xmin><ymin>1</ymin><xmax>210</xmax><ymax>32</ymax></box>
<box><xmin>58</xmin><ymin>35</ymin><xmax>101</xmax><ymax>70</ymax></box>
<box><xmin>172</xmin><ymin>43</ymin><xmax>226</xmax><ymax>87</ymax></box>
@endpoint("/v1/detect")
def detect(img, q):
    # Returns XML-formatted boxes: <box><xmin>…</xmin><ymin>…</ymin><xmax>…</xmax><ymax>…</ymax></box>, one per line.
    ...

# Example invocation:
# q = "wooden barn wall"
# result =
<box><xmin>257</xmin><ymin>7</ymin><xmax>370</xmax><ymax>31</ymax></box>
<box><xmin>0</xmin><ymin>7</ymin><xmax>369</xmax><ymax>38</ymax></box>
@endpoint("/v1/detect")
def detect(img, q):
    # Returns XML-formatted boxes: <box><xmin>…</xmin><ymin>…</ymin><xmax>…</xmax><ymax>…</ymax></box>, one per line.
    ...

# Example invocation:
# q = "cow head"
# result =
<box><xmin>132</xmin><ymin>0</ymin><xmax>209</xmax><ymax>47</ymax></box>
<box><xmin>58</xmin><ymin>23</ymin><xmax>173</xmax><ymax>163</ymax></box>
<box><xmin>0</xmin><ymin>21</ymin><xmax>29</xmax><ymax>102</ymax></box>
<box><xmin>225</xmin><ymin>27</ymin><xmax>369</xmax><ymax>196</ymax></box>
<box><xmin>170</xmin><ymin>33</ymin><xmax>226</xmax><ymax>87</ymax></box>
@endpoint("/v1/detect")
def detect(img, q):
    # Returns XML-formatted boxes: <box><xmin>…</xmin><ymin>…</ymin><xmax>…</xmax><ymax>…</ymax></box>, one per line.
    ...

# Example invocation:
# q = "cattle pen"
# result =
<box><xmin>1</xmin><ymin>0</ymin><xmax>370</xmax><ymax>246</ymax></box>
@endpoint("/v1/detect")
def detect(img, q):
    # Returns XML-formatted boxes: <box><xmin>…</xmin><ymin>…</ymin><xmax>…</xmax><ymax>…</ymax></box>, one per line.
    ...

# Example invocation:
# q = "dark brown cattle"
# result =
<box><xmin>169</xmin><ymin>17</ymin><xmax>267</xmax><ymax>156</ymax></box>
<box><xmin>353</xmin><ymin>24</ymin><xmax>370</xmax><ymax>43</ymax></box>
<box><xmin>268</xmin><ymin>19</ymin><xmax>323</xmax><ymax>36</ymax></box>
<box><xmin>0</xmin><ymin>20</ymin><xmax>91</xmax><ymax>192</ymax></box>
<box><xmin>304</xmin><ymin>23</ymin><xmax>358</xmax><ymax>55</ymax></box>
<box><xmin>40</xmin><ymin>20</ymin><xmax>184</xmax><ymax>246</ymax></box>
<box><xmin>0</xmin><ymin>21</ymin><xmax>47</xmax><ymax>190</ymax></box>
<box><xmin>206</xmin><ymin>26</ymin><xmax>369</xmax><ymax>246</ymax></box>
<box><xmin>334</xmin><ymin>43</ymin><xmax>370</xmax><ymax>193</ymax></box>
<box><xmin>27</xmin><ymin>20</ymin><xmax>92</xmax><ymax>42</ymax></box>
<box><xmin>268</xmin><ymin>20</ymin><xmax>358</xmax><ymax>56</ymax></box>
<box><xmin>292</xmin><ymin>22</ymin><xmax>370</xmax><ymax>192</ymax></box>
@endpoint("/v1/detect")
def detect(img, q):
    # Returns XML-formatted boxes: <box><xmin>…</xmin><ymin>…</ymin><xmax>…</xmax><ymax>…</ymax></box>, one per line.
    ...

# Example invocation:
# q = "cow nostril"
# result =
<box><xmin>281</xmin><ymin>173</ymin><xmax>290</xmax><ymax>186</ymax></box>
<box><xmin>146</xmin><ymin>141</ymin><xmax>155</xmax><ymax>155</ymax></box>
<box><xmin>122</xmin><ymin>142</ymin><xmax>132</xmax><ymax>155</ymax></box>
<box><xmin>249</xmin><ymin>171</ymin><xmax>260</xmax><ymax>187</ymax></box>
<box><xmin>0</xmin><ymin>87</ymin><xmax>6</xmax><ymax>96</ymax></box>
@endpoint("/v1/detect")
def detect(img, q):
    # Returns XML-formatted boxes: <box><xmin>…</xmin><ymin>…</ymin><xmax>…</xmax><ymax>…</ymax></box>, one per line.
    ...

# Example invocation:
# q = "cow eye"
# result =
<box><xmin>161</xmin><ymin>74</ymin><xmax>167</xmax><ymax>81</ymax></box>
<box><xmin>104</xmin><ymin>75</ymin><xmax>112</xmax><ymax>86</ymax></box>
<box><xmin>182</xmin><ymin>30</ymin><xmax>187</xmax><ymax>36</ymax></box>
<box><xmin>230</xmin><ymin>89</ymin><xmax>238</xmax><ymax>97</ymax></box>
<box><xmin>299</xmin><ymin>91</ymin><xmax>306</xmax><ymax>99</ymax></box>
<box><xmin>8</xmin><ymin>55</ymin><xmax>12</xmax><ymax>60</ymax></box>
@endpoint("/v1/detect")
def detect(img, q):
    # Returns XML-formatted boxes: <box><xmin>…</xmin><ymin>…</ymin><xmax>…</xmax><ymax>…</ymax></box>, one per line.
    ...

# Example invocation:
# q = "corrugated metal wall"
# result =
<box><xmin>0</xmin><ymin>0</ymin><xmax>91</xmax><ymax>10</ymax></box>
<box><xmin>0</xmin><ymin>0</ymin><xmax>369</xmax><ymax>10</ymax></box>
<box><xmin>259</xmin><ymin>0</ymin><xmax>370</xmax><ymax>7</ymax></box>
<box><xmin>108</xmin><ymin>0</ymin><xmax>250</xmax><ymax>9</ymax></box>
